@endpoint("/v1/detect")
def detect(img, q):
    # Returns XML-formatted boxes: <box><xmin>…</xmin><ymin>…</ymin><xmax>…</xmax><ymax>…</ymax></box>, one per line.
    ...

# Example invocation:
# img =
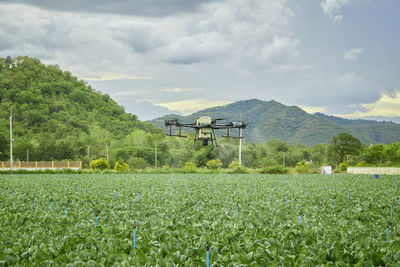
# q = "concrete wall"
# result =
<box><xmin>347</xmin><ymin>167</ymin><xmax>400</xmax><ymax>175</ymax></box>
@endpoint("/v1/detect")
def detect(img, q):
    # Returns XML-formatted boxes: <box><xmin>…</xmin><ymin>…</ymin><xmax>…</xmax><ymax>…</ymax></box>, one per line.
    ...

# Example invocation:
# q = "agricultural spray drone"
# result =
<box><xmin>164</xmin><ymin>116</ymin><xmax>246</xmax><ymax>148</ymax></box>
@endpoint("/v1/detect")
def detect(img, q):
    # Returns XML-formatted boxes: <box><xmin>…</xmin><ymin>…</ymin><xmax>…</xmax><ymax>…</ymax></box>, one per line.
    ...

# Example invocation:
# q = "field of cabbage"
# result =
<box><xmin>1</xmin><ymin>173</ymin><xmax>400</xmax><ymax>266</ymax></box>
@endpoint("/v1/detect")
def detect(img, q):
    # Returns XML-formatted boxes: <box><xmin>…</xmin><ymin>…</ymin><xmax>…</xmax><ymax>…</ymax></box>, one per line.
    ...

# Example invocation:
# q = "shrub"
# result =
<box><xmin>356</xmin><ymin>161</ymin><xmax>366</xmax><ymax>167</ymax></box>
<box><xmin>228</xmin><ymin>166</ymin><xmax>250</xmax><ymax>174</ymax></box>
<box><xmin>339</xmin><ymin>161</ymin><xmax>349</xmax><ymax>172</ymax></box>
<box><xmin>114</xmin><ymin>161</ymin><xmax>129</xmax><ymax>172</ymax></box>
<box><xmin>184</xmin><ymin>162</ymin><xmax>196</xmax><ymax>173</ymax></box>
<box><xmin>259</xmin><ymin>165</ymin><xmax>289</xmax><ymax>174</ymax></box>
<box><xmin>295</xmin><ymin>160</ymin><xmax>309</xmax><ymax>174</ymax></box>
<box><xmin>89</xmin><ymin>158</ymin><xmax>110</xmax><ymax>170</ymax></box>
<box><xmin>229</xmin><ymin>160</ymin><xmax>239</xmax><ymax>169</ymax></box>
<box><xmin>206</xmin><ymin>159</ymin><xmax>222</xmax><ymax>170</ymax></box>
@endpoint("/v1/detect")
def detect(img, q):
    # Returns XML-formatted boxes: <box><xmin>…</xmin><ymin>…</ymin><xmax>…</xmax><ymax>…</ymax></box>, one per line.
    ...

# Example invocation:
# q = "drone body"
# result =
<box><xmin>164</xmin><ymin>116</ymin><xmax>246</xmax><ymax>148</ymax></box>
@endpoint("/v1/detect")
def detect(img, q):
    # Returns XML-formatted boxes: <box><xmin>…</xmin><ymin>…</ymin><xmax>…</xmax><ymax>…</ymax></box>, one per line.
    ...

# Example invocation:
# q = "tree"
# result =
<box><xmin>332</xmin><ymin>133</ymin><xmax>363</xmax><ymax>163</ymax></box>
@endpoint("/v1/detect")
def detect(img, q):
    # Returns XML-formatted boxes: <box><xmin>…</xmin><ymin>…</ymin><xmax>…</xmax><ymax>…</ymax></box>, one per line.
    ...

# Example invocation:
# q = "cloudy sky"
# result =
<box><xmin>0</xmin><ymin>0</ymin><xmax>399</xmax><ymax>121</ymax></box>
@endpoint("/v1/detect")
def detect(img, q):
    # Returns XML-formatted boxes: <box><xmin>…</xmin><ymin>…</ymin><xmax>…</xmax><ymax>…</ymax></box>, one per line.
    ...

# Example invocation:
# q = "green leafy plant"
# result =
<box><xmin>89</xmin><ymin>158</ymin><xmax>110</xmax><ymax>170</ymax></box>
<box><xmin>114</xmin><ymin>161</ymin><xmax>129</xmax><ymax>172</ymax></box>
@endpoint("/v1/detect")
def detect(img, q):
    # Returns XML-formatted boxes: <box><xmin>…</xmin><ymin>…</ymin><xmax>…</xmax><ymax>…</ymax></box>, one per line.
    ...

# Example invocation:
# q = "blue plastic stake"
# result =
<box><xmin>348</xmin><ymin>191</ymin><xmax>349</xmax><ymax>200</ymax></box>
<box><xmin>398</xmin><ymin>194</ymin><xmax>400</xmax><ymax>205</ymax></box>
<box><xmin>116</xmin><ymin>190</ymin><xmax>118</xmax><ymax>197</ymax></box>
<box><xmin>152</xmin><ymin>186</ymin><xmax>154</xmax><ymax>191</ymax></box>
<box><xmin>133</xmin><ymin>227</ymin><xmax>136</xmax><ymax>249</ymax></box>
<box><xmin>99</xmin><ymin>187</ymin><xmax>101</xmax><ymax>193</ymax></box>
<box><xmin>386</xmin><ymin>226</ymin><xmax>389</xmax><ymax>243</ymax></box>
<box><xmin>34</xmin><ymin>197</ymin><xmax>36</xmax><ymax>208</ymax></box>
<box><xmin>22</xmin><ymin>194</ymin><xmax>24</xmax><ymax>205</ymax></box>
<box><xmin>95</xmin><ymin>216</ymin><xmax>98</xmax><ymax>229</ymax></box>
<box><xmin>197</xmin><ymin>201</ymin><xmax>199</xmax><ymax>212</ymax></box>
<box><xmin>285</xmin><ymin>196</ymin><xmax>287</xmax><ymax>207</ymax></box>
<box><xmin>236</xmin><ymin>206</ymin><xmax>238</xmax><ymax>217</ymax></box>
<box><xmin>66</xmin><ymin>207</ymin><xmax>68</xmax><ymax>218</ymax></box>
<box><xmin>50</xmin><ymin>201</ymin><xmax>52</xmax><ymax>212</ymax></box>
<box><xmin>206</xmin><ymin>250</ymin><xmax>210</xmax><ymax>267</ymax></box>
<box><xmin>325</xmin><ymin>185</ymin><xmax>327</xmax><ymax>191</ymax></box>
<box><xmin>390</xmin><ymin>204</ymin><xmax>392</xmax><ymax>218</ymax></box>
<box><xmin>334</xmin><ymin>198</ymin><xmax>336</xmax><ymax>207</ymax></box>
<box><xmin>300</xmin><ymin>215</ymin><xmax>302</xmax><ymax>224</ymax></box>
<box><xmin>137</xmin><ymin>193</ymin><xmax>140</xmax><ymax>201</ymax></box>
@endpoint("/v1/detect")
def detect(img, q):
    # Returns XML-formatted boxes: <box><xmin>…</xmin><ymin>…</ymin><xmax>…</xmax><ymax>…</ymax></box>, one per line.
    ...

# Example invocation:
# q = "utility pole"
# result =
<box><xmin>105</xmin><ymin>143</ymin><xmax>109</xmax><ymax>162</ymax></box>
<box><xmin>9</xmin><ymin>107</ymin><xmax>13</xmax><ymax>173</ymax></box>
<box><xmin>155</xmin><ymin>143</ymin><xmax>157</xmax><ymax>169</ymax></box>
<box><xmin>87</xmin><ymin>145</ymin><xmax>90</xmax><ymax>157</ymax></box>
<box><xmin>238</xmin><ymin>128</ymin><xmax>242</xmax><ymax>166</ymax></box>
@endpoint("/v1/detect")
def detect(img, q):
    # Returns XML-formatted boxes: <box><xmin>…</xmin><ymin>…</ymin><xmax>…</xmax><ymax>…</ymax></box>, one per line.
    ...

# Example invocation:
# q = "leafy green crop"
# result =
<box><xmin>0</xmin><ymin>174</ymin><xmax>399</xmax><ymax>265</ymax></box>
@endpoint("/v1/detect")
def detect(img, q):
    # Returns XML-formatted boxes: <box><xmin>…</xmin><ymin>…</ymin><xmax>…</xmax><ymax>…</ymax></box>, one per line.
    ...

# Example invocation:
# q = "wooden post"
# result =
<box><xmin>52</xmin><ymin>161</ymin><xmax>54</xmax><ymax>168</ymax></box>
<box><xmin>19</xmin><ymin>161</ymin><xmax>21</xmax><ymax>169</ymax></box>
<box><xmin>1</xmin><ymin>162</ymin><xmax>3</xmax><ymax>170</ymax></box>
<box><xmin>35</xmin><ymin>161</ymin><xmax>38</xmax><ymax>169</ymax></box>
<box><xmin>68</xmin><ymin>161</ymin><xmax>70</xmax><ymax>168</ymax></box>
<box><xmin>80</xmin><ymin>161</ymin><xmax>82</xmax><ymax>169</ymax></box>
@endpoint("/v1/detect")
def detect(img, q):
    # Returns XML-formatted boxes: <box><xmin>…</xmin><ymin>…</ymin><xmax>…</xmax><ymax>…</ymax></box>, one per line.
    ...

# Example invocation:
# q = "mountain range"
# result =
<box><xmin>150</xmin><ymin>99</ymin><xmax>400</xmax><ymax>146</ymax></box>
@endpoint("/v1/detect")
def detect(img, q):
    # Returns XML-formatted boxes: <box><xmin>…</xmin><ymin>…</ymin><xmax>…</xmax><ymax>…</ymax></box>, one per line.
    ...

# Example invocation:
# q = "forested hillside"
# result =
<box><xmin>152</xmin><ymin>99</ymin><xmax>400</xmax><ymax>146</ymax></box>
<box><xmin>0</xmin><ymin>56</ymin><xmax>162</xmax><ymax>163</ymax></box>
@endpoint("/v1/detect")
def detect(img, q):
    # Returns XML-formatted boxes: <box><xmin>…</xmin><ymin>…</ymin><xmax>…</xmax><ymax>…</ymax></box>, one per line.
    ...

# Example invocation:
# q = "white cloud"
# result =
<box><xmin>344</xmin><ymin>48</ymin><xmax>363</xmax><ymax>60</ymax></box>
<box><xmin>163</xmin><ymin>88</ymin><xmax>198</xmax><ymax>92</ymax></box>
<box><xmin>156</xmin><ymin>99</ymin><xmax>230</xmax><ymax>115</ymax></box>
<box><xmin>321</xmin><ymin>0</ymin><xmax>349</xmax><ymax>22</ymax></box>
<box><xmin>338</xmin><ymin>90</ymin><xmax>400</xmax><ymax>119</ymax></box>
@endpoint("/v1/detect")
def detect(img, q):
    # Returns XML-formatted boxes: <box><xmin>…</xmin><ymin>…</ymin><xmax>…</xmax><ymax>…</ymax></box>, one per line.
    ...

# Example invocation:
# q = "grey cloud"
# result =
<box><xmin>0</xmin><ymin>0</ymin><xmax>222</xmax><ymax>17</ymax></box>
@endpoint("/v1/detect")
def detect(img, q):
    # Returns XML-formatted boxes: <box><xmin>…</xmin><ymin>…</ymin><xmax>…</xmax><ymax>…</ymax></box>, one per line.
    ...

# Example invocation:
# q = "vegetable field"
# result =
<box><xmin>1</xmin><ymin>174</ymin><xmax>400</xmax><ymax>266</ymax></box>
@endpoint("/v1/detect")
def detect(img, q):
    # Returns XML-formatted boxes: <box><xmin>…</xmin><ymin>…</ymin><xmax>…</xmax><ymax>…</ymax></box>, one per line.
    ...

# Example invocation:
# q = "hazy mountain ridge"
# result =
<box><xmin>151</xmin><ymin>99</ymin><xmax>400</xmax><ymax>146</ymax></box>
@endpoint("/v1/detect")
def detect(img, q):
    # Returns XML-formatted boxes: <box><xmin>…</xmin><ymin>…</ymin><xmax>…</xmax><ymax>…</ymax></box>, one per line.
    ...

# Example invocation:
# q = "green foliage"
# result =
<box><xmin>339</xmin><ymin>161</ymin><xmax>349</xmax><ymax>172</ymax></box>
<box><xmin>0</xmin><ymin>56</ymin><xmax>162</xmax><ymax>162</ymax></box>
<box><xmin>2</xmin><ymin>174</ymin><xmax>400</xmax><ymax>265</ymax></box>
<box><xmin>259</xmin><ymin>165</ymin><xmax>289</xmax><ymax>174</ymax></box>
<box><xmin>228</xmin><ymin>160</ymin><xmax>239</xmax><ymax>169</ymax></box>
<box><xmin>206</xmin><ymin>159</ymin><xmax>222</xmax><ymax>170</ymax></box>
<box><xmin>332</xmin><ymin>133</ymin><xmax>364</xmax><ymax>163</ymax></box>
<box><xmin>183</xmin><ymin>161</ymin><xmax>196</xmax><ymax>173</ymax></box>
<box><xmin>114</xmin><ymin>161</ymin><xmax>129</xmax><ymax>172</ymax></box>
<box><xmin>295</xmin><ymin>160</ymin><xmax>309</xmax><ymax>174</ymax></box>
<box><xmin>228</xmin><ymin>166</ymin><xmax>249</xmax><ymax>174</ymax></box>
<box><xmin>89</xmin><ymin>158</ymin><xmax>110</xmax><ymax>170</ymax></box>
<box><xmin>127</xmin><ymin>157</ymin><xmax>148</xmax><ymax>169</ymax></box>
<box><xmin>356</xmin><ymin>161</ymin><xmax>366</xmax><ymax>167</ymax></box>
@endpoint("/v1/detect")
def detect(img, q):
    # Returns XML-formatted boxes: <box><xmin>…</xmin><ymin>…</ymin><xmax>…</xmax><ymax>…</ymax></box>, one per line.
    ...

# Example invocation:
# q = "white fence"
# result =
<box><xmin>347</xmin><ymin>167</ymin><xmax>400</xmax><ymax>175</ymax></box>
<box><xmin>1</xmin><ymin>161</ymin><xmax>82</xmax><ymax>170</ymax></box>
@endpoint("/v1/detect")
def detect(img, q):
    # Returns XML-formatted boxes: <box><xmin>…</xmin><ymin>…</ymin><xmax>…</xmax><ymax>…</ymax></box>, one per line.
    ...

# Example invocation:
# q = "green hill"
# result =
<box><xmin>0</xmin><ymin>56</ymin><xmax>162</xmax><ymax>161</ymax></box>
<box><xmin>151</xmin><ymin>99</ymin><xmax>400</xmax><ymax>146</ymax></box>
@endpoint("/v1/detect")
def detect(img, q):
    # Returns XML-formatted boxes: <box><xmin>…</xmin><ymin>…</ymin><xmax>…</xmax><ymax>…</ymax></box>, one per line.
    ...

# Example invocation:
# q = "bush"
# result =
<box><xmin>114</xmin><ymin>161</ymin><xmax>129</xmax><ymax>172</ymax></box>
<box><xmin>184</xmin><ymin>162</ymin><xmax>196</xmax><ymax>173</ymax></box>
<box><xmin>260</xmin><ymin>165</ymin><xmax>289</xmax><ymax>174</ymax></box>
<box><xmin>206</xmin><ymin>159</ymin><xmax>222</xmax><ymax>170</ymax></box>
<box><xmin>89</xmin><ymin>158</ymin><xmax>110</xmax><ymax>170</ymax></box>
<box><xmin>229</xmin><ymin>160</ymin><xmax>239</xmax><ymax>169</ymax></box>
<box><xmin>127</xmin><ymin>157</ymin><xmax>148</xmax><ymax>169</ymax></box>
<box><xmin>356</xmin><ymin>161</ymin><xmax>366</xmax><ymax>167</ymax></box>
<box><xmin>339</xmin><ymin>161</ymin><xmax>349</xmax><ymax>171</ymax></box>
<box><xmin>295</xmin><ymin>160</ymin><xmax>309</xmax><ymax>174</ymax></box>
<box><xmin>228</xmin><ymin>166</ymin><xmax>249</xmax><ymax>174</ymax></box>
